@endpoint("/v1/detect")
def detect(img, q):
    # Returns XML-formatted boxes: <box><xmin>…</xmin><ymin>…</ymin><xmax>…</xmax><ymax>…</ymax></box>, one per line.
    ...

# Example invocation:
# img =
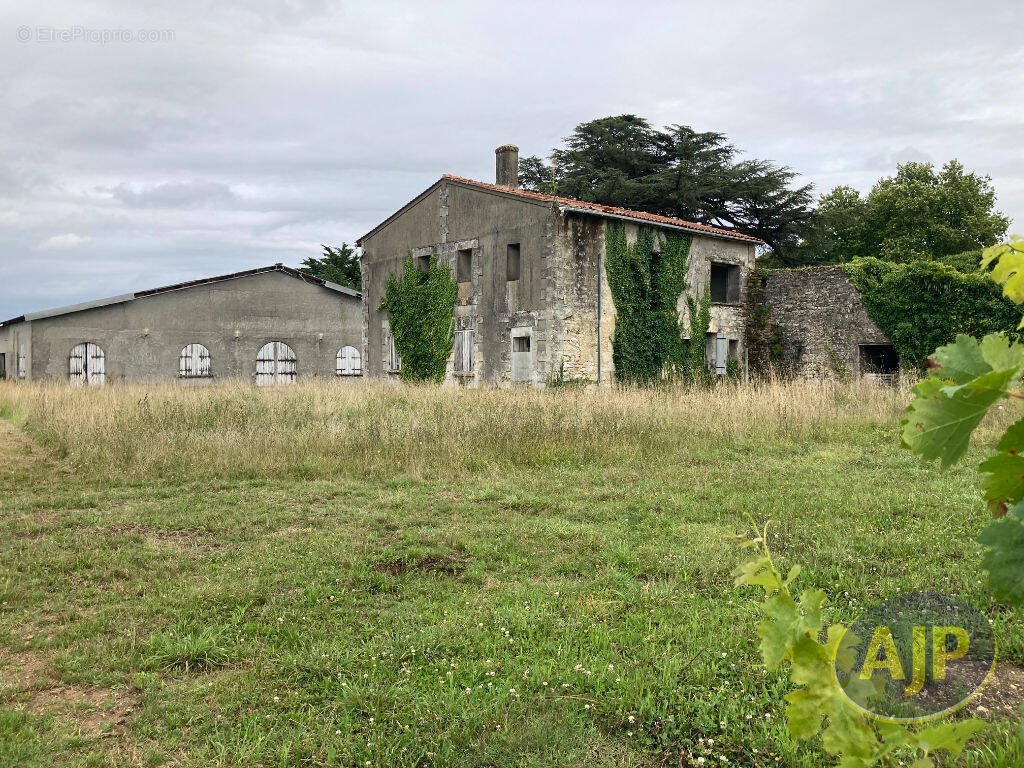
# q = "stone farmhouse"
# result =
<box><xmin>357</xmin><ymin>146</ymin><xmax>762</xmax><ymax>386</ymax></box>
<box><xmin>0</xmin><ymin>264</ymin><xmax>362</xmax><ymax>385</ymax></box>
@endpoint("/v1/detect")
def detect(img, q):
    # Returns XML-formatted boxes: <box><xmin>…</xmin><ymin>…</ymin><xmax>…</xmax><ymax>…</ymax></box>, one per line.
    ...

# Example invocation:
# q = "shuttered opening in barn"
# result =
<box><xmin>69</xmin><ymin>343</ymin><xmax>105</xmax><ymax>386</ymax></box>
<box><xmin>256</xmin><ymin>341</ymin><xmax>297</xmax><ymax>385</ymax></box>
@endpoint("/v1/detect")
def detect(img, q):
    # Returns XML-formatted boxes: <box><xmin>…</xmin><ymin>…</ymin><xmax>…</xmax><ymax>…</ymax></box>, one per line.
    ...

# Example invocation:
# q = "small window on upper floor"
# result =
<box><xmin>506</xmin><ymin>244</ymin><xmax>521</xmax><ymax>281</ymax></box>
<box><xmin>415</xmin><ymin>253</ymin><xmax>431</xmax><ymax>272</ymax></box>
<box><xmin>710</xmin><ymin>262</ymin><xmax>741</xmax><ymax>304</ymax></box>
<box><xmin>457</xmin><ymin>248</ymin><xmax>472</xmax><ymax>283</ymax></box>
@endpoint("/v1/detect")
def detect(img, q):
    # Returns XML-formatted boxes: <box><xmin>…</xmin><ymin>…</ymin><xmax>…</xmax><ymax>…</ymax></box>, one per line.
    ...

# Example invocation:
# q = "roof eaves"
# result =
<box><xmin>556</xmin><ymin>204</ymin><xmax>762</xmax><ymax>244</ymax></box>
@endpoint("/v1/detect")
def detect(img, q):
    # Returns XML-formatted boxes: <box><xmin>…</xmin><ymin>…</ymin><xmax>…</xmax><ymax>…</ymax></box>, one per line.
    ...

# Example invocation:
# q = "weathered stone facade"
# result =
<box><xmin>762</xmin><ymin>266</ymin><xmax>895</xmax><ymax>380</ymax></box>
<box><xmin>358</xmin><ymin>148</ymin><xmax>760</xmax><ymax>387</ymax></box>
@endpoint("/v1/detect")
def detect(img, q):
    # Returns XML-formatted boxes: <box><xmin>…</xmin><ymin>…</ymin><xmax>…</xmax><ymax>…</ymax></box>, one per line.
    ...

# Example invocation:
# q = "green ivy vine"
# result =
<box><xmin>841</xmin><ymin>257</ymin><xmax>1022</xmax><ymax>370</ymax></box>
<box><xmin>604</xmin><ymin>222</ymin><xmax>708</xmax><ymax>385</ymax></box>
<box><xmin>379</xmin><ymin>253</ymin><xmax>458</xmax><ymax>382</ymax></box>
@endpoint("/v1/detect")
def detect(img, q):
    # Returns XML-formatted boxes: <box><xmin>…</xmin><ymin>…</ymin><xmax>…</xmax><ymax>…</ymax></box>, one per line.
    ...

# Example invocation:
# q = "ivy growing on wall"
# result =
<box><xmin>841</xmin><ymin>256</ymin><xmax>1022</xmax><ymax>370</ymax></box>
<box><xmin>604</xmin><ymin>222</ymin><xmax>708</xmax><ymax>384</ymax></box>
<box><xmin>742</xmin><ymin>268</ymin><xmax>786</xmax><ymax>378</ymax></box>
<box><xmin>379</xmin><ymin>254</ymin><xmax>458</xmax><ymax>382</ymax></box>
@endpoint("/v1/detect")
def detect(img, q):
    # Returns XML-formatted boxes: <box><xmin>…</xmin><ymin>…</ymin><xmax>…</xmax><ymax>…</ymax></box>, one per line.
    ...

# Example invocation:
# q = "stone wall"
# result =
<box><xmin>762</xmin><ymin>266</ymin><xmax>892</xmax><ymax>379</ymax></box>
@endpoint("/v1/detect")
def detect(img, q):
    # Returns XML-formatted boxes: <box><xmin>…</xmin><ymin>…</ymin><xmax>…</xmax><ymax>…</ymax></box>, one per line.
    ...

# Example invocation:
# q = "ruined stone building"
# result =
<box><xmin>762</xmin><ymin>266</ymin><xmax>899</xmax><ymax>382</ymax></box>
<box><xmin>0</xmin><ymin>264</ymin><xmax>362</xmax><ymax>385</ymax></box>
<box><xmin>357</xmin><ymin>145</ymin><xmax>762</xmax><ymax>386</ymax></box>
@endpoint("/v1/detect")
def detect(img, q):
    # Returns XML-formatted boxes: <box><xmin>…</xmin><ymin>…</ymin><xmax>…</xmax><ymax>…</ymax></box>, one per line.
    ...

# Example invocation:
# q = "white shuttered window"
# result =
<box><xmin>453</xmin><ymin>329</ymin><xmax>473</xmax><ymax>374</ymax></box>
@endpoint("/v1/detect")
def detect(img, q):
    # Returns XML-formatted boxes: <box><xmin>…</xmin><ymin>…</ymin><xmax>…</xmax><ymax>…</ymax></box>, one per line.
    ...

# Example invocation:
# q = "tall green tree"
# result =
<box><xmin>519</xmin><ymin>115</ymin><xmax>814</xmax><ymax>263</ymax></box>
<box><xmin>299</xmin><ymin>243</ymin><xmax>361</xmax><ymax>290</ymax></box>
<box><xmin>798</xmin><ymin>186</ymin><xmax>868</xmax><ymax>263</ymax></box>
<box><xmin>800</xmin><ymin>161</ymin><xmax>1008</xmax><ymax>264</ymax></box>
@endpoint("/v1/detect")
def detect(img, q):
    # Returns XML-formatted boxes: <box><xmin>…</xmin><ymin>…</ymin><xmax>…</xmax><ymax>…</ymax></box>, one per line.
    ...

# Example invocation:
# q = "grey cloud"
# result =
<box><xmin>103</xmin><ymin>180</ymin><xmax>240</xmax><ymax>209</ymax></box>
<box><xmin>1</xmin><ymin>0</ymin><xmax>1022</xmax><ymax>319</ymax></box>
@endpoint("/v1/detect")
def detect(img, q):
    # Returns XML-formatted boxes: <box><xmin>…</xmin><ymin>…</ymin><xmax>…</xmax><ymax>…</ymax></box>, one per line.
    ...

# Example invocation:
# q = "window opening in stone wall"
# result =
<box><xmin>457</xmin><ymin>248</ymin><xmax>472</xmax><ymax>283</ymax></box>
<box><xmin>179</xmin><ymin>344</ymin><xmax>212</xmax><ymax>378</ymax></box>
<box><xmin>506</xmin><ymin>244</ymin><xmax>521</xmax><ymax>281</ymax></box>
<box><xmin>454</xmin><ymin>329</ymin><xmax>474</xmax><ymax>373</ymax></box>
<box><xmin>337</xmin><ymin>345</ymin><xmax>361</xmax><ymax>376</ymax></box>
<box><xmin>386</xmin><ymin>333</ymin><xmax>401</xmax><ymax>372</ymax></box>
<box><xmin>256</xmin><ymin>341</ymin><xmax>297</xmax><ymax>385</ymax></box>
<box><xmin>511</xmin><ymin>329</ymin><xmax>533</xmax><ymax>382</ymax></box>
<box><xmin>710</xmin><ymin>262</ymin><xmax>740</xmax><ymax>303</ymax></box>
<box><xmin>69</xmin><ymin>342</ymin><xmax>105</xmax><ymax>386</ymax></box>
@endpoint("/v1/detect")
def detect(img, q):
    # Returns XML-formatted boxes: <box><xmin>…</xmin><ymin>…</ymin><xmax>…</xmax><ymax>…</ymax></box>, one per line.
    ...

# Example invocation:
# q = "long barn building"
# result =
<box><xmin>0</xmin><ymin>264</ymin><xmax>363</xmax><ymax>385</ymax></box>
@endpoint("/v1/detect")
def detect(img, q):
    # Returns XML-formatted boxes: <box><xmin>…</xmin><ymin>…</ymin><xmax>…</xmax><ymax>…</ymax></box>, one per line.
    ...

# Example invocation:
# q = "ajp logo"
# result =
<box><xmin>832</xmin><ymin>592</ymin><xmax>996</xmax><ymax>722</ymax></box>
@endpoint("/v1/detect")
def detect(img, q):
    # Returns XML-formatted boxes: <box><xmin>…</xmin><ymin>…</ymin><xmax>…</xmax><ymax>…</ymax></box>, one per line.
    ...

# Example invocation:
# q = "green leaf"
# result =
<box><xmin>981</xmin><ymin>333</ymin><xmax>1024</xmax><ymax>372</ymax></box>
<box><xmin>784</xmin><ymin>686</ymin><xmax>829</xmax><ymax>740</ymax></box>
<box><xmin>822</xmin><ymin>705</ymin><xmax>877</xmax><ymax>761</ymax></box>
<box><xmin>988</xmin><ymin>249</ymin><xmax>1024</xmax><ymax>303</ymax></box>
<box><xmin>913</xmin><ymin>719</ymin><xmax>987</xmax><ymax>757</ymax></box>
<box><xmin>797</xmin><ymin>588</ymin><xmax>827</xmax><ymax>634</ymax></box>
<box><xmin>903</xmin><ymin>368</ymin><xmax>1017</xmax><ymax>468</ymax></box>
<box><xmin>977</xmin><ymin>512</ymin><xmax>1024</xmax><ymax>605</ymax></box>
<box><xmin>784</xmin><ymin>564</ymin><xmax>802</xmax><ymax>586</ymax></box>
<box><xmin>757</xmin><ymin>591</ymin><xmax>800</xmax><ymax>670</ymax></box>
<box><xmin>733</xmin><ymin>555</ymin><xmax>782</xmax><ymax>593</ymax></box>
<box><xmin>978</xmin><ymin>418</ymin><xmax>1024</xmax><ymax>505</ymax></box>
<box><xmin>931</xmin><ymin>334</ymin><xmax>991</xmax><ymax>383</ymax></box>
<box><xmin>979</xmin><ymin>452</ymin><xmax>1024</xmax><ymax>506</ymax></box>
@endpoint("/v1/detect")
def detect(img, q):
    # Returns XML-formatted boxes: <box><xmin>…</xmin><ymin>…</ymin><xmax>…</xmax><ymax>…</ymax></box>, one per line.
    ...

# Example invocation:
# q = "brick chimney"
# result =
<box><xmin>495</xmin><ymin>144</ymin><xmax>519</xmax><ymax>189</ymax></box>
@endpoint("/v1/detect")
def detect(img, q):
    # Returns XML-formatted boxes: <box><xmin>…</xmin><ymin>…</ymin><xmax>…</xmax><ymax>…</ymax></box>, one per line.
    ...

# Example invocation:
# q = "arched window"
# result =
<box><xmin>336</xmin><ymin>345</ymin><xmax>361</xmax><ymax>376</ymax></box>
<box><xmin>69</xmin><ymin>343</ymin><xmax>105</xmax><ymax>386</ymax></box>
<box><xmin>256</xmin><ymin>341</ymin><xmax>297</xmax><ymax>385</ymax></box>
<box><xmin>179</xmin><ymin>344</ymin><xmax>212</xmax><ymax>378</ymax></box>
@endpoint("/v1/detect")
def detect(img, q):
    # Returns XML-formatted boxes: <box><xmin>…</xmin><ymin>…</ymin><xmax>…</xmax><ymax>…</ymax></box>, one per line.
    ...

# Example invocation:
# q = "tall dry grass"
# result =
<box><xmin>0</xmin><ymin>378</ymin><xmax>917</xmax><ymax>482</ymax></box>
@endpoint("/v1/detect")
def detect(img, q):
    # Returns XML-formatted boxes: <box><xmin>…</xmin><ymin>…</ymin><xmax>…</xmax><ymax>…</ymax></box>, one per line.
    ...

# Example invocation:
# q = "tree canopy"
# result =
<box><xmin>519</xmin><ymin>115</ymin><xmax>814</xmax><ymax>262</ymax></box>
<box><xmin>798</xmin><ymin>161</ymin><xmax>1008</xmax><ymax>264</ymax></box>
<box><xmin>299</xmin><ymin>243</ymin><xmax>361</xmax><ymax>289</ymax></box>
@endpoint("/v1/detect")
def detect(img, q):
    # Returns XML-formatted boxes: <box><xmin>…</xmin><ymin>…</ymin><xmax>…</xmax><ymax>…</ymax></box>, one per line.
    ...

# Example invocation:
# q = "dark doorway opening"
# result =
<box><xmin>859</xmin><ymin>344</ymin><xmax>899</xmax><ymax>377</ymax></box>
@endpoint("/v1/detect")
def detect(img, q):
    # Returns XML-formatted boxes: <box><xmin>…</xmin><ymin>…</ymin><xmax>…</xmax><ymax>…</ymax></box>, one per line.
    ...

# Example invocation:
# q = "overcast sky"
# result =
<box><xmin>2</xmin><ymin>0</ymin><xmax>1023</xmax><ymax>317</ymax></box>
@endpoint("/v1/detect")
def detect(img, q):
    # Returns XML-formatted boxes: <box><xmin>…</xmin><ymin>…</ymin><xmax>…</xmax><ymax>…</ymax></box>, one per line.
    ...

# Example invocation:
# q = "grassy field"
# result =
<box><xmin>0</xmin><ymin>379</ymin><xmax>1022</xmax><ymax>767</ymax></box>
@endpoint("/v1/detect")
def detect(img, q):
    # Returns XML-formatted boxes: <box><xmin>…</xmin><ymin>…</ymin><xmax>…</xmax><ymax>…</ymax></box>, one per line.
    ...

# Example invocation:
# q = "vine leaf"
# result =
<box><xmin>984</xmin><ymin>239</ymin><xmax>1024</xmax><ymax>306</ymax></box>
<box><xmin>732</xmin><ymin>555</ymin><xmax>781</xmax><ymax>594</ymax></box>
<box><xmin>930</xmin><ymin>334</ymin><xmax>990</xmax><ymax>383</ymax></box>
<box><xmin>976</xmin><ymin>505</ymin><xmax>1024</xmax><ymax>605</ymax></box>
<box><xmin>903</xmin><ymin>366</ymin><xmax>1016</xmax><ymax>468</ymax></box>
<box><xmin>978</xmin><ymin>419</ymin><xmax>1024</xmax><ymax>506</ymax></box>
<box><xmin>911</xmin><ymin>719</ymin><xmax>988</xmax><ymax>757</ymax></box>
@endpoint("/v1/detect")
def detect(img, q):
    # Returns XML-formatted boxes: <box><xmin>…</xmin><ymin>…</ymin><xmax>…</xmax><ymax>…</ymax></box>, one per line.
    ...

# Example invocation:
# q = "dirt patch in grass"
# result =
<box><xmin>1</xmin><ymin>647</ymin><xmax>139</xmax><ymax>738</ymax></box>
<box><xmin>0</xmin><ymin>648</ymin><xmax>59</xmax><ymax>690</ymax></box>
<box><xmin>972</xmin><ymin>660</ymin><xmax>1024</xmax><ymax>719</ymax></box>
<box><xmin>27</xmin><ymin>685</ymin><xmax>139</xmax><ymax>738</ymax></box>
<box><xmin>101</xmin><ymin>523</ymin><xmax>215</xmax><ymax>550</ymax></box>
<box><xmin>373</xmin><ymin>553</ymin><xmax>469</xmax><ymax>577</ymax></box>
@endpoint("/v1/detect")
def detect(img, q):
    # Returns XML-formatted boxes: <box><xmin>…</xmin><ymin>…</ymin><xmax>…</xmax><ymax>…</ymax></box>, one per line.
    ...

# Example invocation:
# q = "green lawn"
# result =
<box><xmin>0</xmin><ymin>382</ymin><xmax>1022</xmax><ymax>767</ymax></box>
